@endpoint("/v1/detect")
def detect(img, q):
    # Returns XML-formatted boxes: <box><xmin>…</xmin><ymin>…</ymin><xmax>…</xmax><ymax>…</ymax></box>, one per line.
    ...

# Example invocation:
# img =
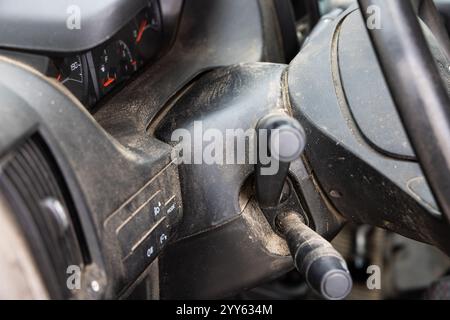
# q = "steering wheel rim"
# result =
<box><xmin>358</xmin><ymin>0</ymin><xmax>450</xmax><ymax>223</ymax></box>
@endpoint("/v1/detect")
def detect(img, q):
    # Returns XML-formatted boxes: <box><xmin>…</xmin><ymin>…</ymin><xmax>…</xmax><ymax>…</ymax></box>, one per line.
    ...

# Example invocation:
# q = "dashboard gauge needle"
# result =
<box><xmin>103</xmin><ymin>77</ymin><xmax>116</xmax><ymax>87</ymax></box>
<box><xmin>56</xmin><ymin>74</ymin><xmax>62</xmax><ymax>81</ymax></box>
<box><xmin>136</xmin><ymin>20</ymin><xmax>148</xmax><ymax>43</ymax></box>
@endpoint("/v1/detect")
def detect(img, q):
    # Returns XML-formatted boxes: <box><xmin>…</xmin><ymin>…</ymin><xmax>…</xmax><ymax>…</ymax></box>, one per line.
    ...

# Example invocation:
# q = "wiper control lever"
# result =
<box><xmin>255</xmin><ymin>114</ymin><xmax>352</xmax><ymax>300</ymax></box>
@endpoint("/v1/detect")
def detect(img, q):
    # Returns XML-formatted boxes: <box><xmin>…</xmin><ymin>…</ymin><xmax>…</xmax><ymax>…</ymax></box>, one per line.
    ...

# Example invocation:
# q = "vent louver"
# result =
<box><xmin>0</xmin><ymin>134</ymin><xmax>88</xmax><ymax>298</ymax></box>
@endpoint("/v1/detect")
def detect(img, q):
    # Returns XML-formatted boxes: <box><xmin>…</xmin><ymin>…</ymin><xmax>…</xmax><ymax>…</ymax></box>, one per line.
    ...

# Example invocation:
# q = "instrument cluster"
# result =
<box><xmin>47</xmin><ymin>0</ymin><xmax>162</xmax><ymax>107</ymax></box>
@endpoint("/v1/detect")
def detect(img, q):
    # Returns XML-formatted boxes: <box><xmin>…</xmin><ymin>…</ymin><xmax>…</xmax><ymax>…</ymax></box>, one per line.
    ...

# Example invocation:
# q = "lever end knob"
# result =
<box><xmin>257</xmin><ymin>114</ymin><xmax>306</xmax><ymax>163</ymax></box>
<box><xmin>270</xmin><ymin>124</ymin><xmax>306</xmax><ymax>163</ymax></box>
<box><xmin>277</xmin><ymin>212</ymin><xmax>353</xmax><ymax>300</ymax></box>
<box><xmin>307</xmin><ymin>256</ymin><xmax>353</xmax><ymax>300</ymax></box>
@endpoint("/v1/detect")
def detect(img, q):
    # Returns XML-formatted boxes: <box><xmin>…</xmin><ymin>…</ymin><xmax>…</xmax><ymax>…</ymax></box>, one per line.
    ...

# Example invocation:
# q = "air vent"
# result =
<box><xmin>0</xmin><ymin>134</ymin><xmax>89</xmax><ymax>298</ymax></box>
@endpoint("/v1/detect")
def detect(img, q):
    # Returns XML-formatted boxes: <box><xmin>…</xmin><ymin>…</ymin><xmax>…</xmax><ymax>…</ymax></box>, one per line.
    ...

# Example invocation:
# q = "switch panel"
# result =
<box><xmin>104</xmin><ymin>161</ymin><xmax>182</xmax><ymax>281</ymax></box>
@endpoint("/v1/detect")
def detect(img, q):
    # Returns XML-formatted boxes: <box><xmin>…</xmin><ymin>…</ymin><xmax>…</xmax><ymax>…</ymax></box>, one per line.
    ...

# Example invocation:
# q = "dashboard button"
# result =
<box><xmin>123</xmin><ymin>229</ymin><xmax>157</xmax><ymax>279</ymax></box>
<box><xmin>117</xmin><ymin>192</ymin><xmax>163</xmax><ymax>256</ymax></box>
<box><xmin>164</xmin><ymin>195</ymin><xmax>182</xmax><ymax>227</ymax></box>
<box><xmin>165</xmin><ymin>197</ymin><xmax>177</xmax><ymax>216</ymax></box>
<box><xmin>154</xmin><ymin>218</ymin><xmax>170</xmax><ymax>251</ymax></box>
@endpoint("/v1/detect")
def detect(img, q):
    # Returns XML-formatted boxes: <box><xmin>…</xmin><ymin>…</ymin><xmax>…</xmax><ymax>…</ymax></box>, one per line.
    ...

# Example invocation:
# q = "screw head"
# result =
<box><xmin>330</xmin><ymin>190</ymin><xmax>342</xmax><ymax>199</ymax></box>
<box><xmin>90</xmin><ymin>280</ymin><xmax>100</xmax><ymax>292</ymax></box>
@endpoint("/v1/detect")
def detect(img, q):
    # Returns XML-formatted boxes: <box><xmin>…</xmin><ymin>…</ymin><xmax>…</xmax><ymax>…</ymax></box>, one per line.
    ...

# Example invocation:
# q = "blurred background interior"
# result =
<box><xmin>239</xmin><ymin>224</ymin><xmax>450</xmax><ymax>300</ymax></box>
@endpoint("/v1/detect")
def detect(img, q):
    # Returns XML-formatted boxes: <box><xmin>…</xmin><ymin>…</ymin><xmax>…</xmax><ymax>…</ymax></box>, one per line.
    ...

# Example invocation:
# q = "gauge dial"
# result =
<box><xmin>95</xmin><ymin>39</ymin><xmax>139</xmax><ymax>95</ymax></box>
<box><xmin>45</xmin><ymin>1</ymin><xmax>163</xmax><ymax>106</ymax></box>
<box><xmin>133</xmin><ymin>2</ymin><xmax>162</xmax><ymax>60</ymax></box>
<box><xmin>118</xmin><ymin>40</ymin><xmax>137</xmax><ymax>76</ymax></box>
<box><xmin>97</xmin><ymin>44</ymin><xmax>120</xmax><ymax>94</ymax></box>
<box><xmin>52</xmin><ymin>55</ymin><xmax>88</xmax><ymax>103</ymax></box>
<box><xmin>76</xmin><ymin>0</ymin><xmax>164</xmax><ymax>101</ymax></box>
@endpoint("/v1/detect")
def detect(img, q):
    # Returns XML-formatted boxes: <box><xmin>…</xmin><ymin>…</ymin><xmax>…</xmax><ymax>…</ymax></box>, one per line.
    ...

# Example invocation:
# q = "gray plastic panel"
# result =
<box><xmin>0</xmin><ymin>0</ymin><xmax>149</xmax><ymax>52</ymax></box>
